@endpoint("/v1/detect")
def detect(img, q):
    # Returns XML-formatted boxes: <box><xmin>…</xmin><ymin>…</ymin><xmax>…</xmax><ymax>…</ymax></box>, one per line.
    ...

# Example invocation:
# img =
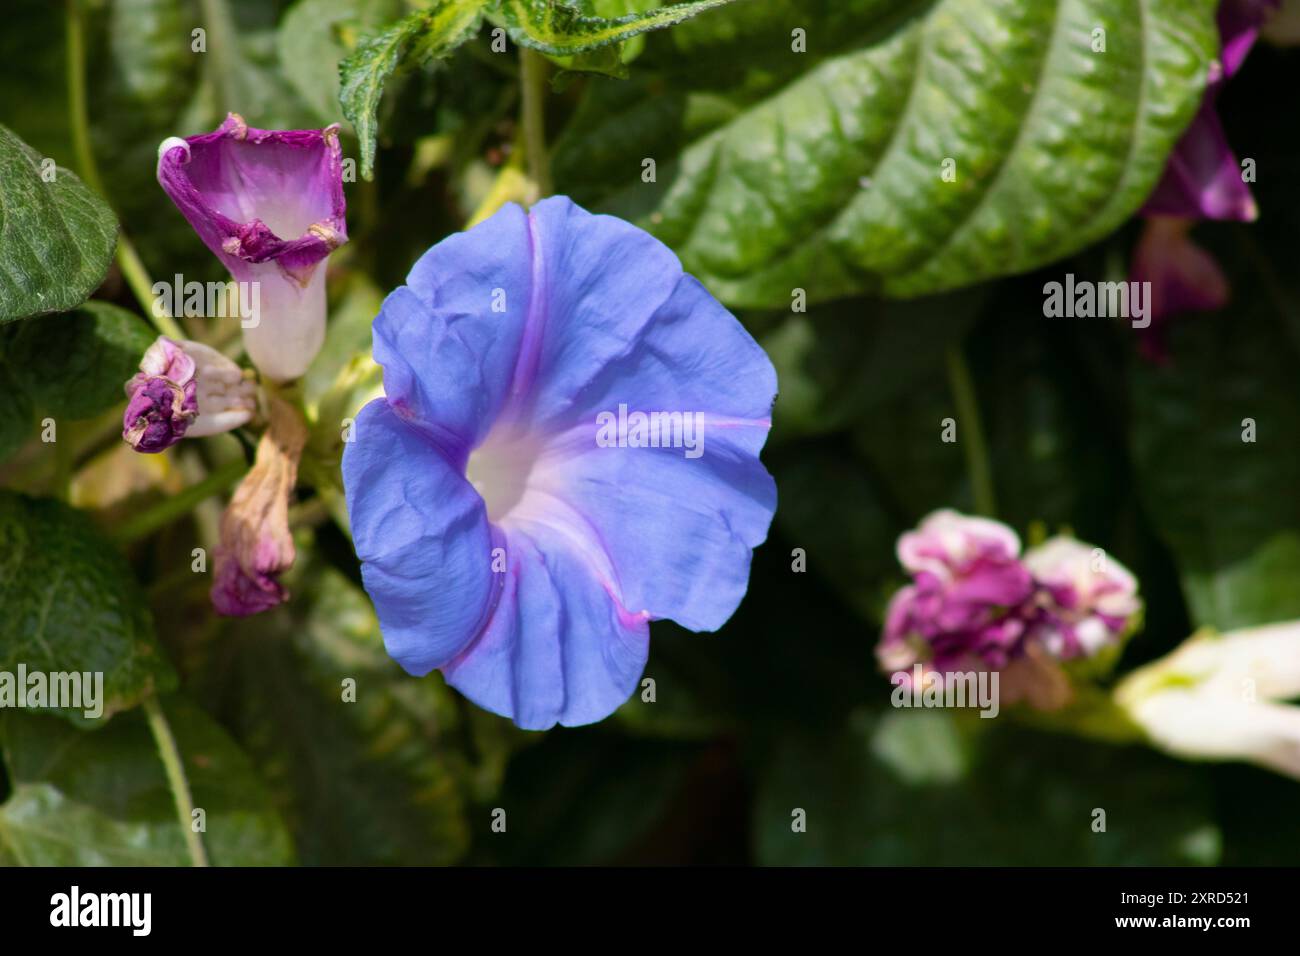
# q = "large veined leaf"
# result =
<box><xmin>0</xmin><ymin>125</ymin><xmax>117</xmax><ymax>322</ymax></box>
<box><xmin>554</xmin><ymin>0</ymin><xmax>1219</xmax><ymax>307</ymax></box>
<box><xmin>2</xmin><ymin>301</ymin><xmax>156</xmax><ymax>421</ymax></box>
<box><xmin>0</xmin><ymin>493</ymin><xmax>176</xmax><ymax>725</ymax></box>
<box><xmin>1130</xmin><ymin>239</ymin><xmax>1300</xmax><ymax>632</ymax></box>
<box><xmin>199</xmin><ymin>562</ymin><xmax>520</xmax><ymax>865</ymax></box>
<box><xmin>0</xmin><ymin>697</ymin><xmax>293</xmax><ymax>866</ymax></box>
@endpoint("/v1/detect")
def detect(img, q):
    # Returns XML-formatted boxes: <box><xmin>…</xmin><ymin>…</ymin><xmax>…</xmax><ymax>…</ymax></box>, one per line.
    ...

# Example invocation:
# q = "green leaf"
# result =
<box><xmin>278</xmin><ymin>0</ymin><xmax>406</xmax><ymax>126</ymax></box>
<box><xmin>770</xmin><ymin>444</ymin><xmax>902</xmax><ymax>621</ymax></box>
<box><xmin>1131</xmin><ymin>254</ymin><xmax>1300</xmax><ymax>632</ymax></box>
<box><xmin>756</xmin><ymin>709</ymin><xmax>1220</xmax><ymax>865</ymax></box>
<box><xmin>499</xmin><ymin>0</ymin><xmax>739</xmax><ymax>54</ymax></box>
<box><xmin>2</xmin><ymin>302</ymin><xmax>155</xmax><ymax>421</ymax></box>
<box><xmin>199</xmin><ymin>562</ymin><xmax>512</xmax><ymax>865</ymax></box>
<box><xmin>0</xmin><ymin>493</ymin><xmax>176</xmax><ymax>725</ymax></box>
<box><xmin>761</xmin><ymin>288</ymin><xmax>982</xmax><ymax>442</ymax></box>
<box><xmin>0</xmin><ymin>363</ymin><xmax>34</xmax><ymax>462</ymax></box>
<box><xmin>189</xmin><ymin>0</ymin><xmax>319</xmax><ymax>128</ymax></box>
<box><xmin>0</xmin><ymin>697</ymin><xmax>293</xmax><ymax>866</ymax></box>
<box><xmin>486</xmin><ymin>730</ymin><xmax>698</xmax><ymax>864</ymax></box>
<box><xmin>0</xmin><ymin>125</ymin><xmax>117</xmax><ymax>323</ymax></box>
<box><xmin>554</xmin><ymin>0</ymin><xmax>1219</xmax><ymax>307</ymax></box>
<box><xmin>340</xmin><ymin>1</ymin><xmax>490</xmax><ymax>179</ymax></box>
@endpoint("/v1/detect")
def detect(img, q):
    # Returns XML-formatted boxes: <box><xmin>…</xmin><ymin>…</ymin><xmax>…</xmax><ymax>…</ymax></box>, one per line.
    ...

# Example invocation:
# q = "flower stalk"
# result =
<box><xmin>143</xmin><ymin>695</ymin><xmax>209</xmax><ymax>868</ymax></box>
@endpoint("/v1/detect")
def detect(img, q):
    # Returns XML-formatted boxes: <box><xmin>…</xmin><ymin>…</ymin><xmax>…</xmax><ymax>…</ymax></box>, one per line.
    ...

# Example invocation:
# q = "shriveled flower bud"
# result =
<box><xmin>123</xmin><ymin>337</ymin><xmax>255</xmax><ymax>453</ymax></box>
<box><xmin>211</xmin><ymin>394</ymin><xmax>307</xmax><ymax>616</ymax></box>
<box><xmin>877</xmin><ymin>513</ymin><xmax>1144</xmax><ymax>714</ymax></box>
<box><xmin>181</xmin><ymin>340</ymin><xmax>257</xmax><ymax>437</ymax></box>
<box><xmin>878</xmin><ymin>510</ymin><xmax>1034</xmax><ymax>675</ymax></box>
<box><xmin>123</xmin><ymin>338</ymin><xmax>198</xmax><ymax>452</ymax></box>
<box><xmin>1022</xmin><ymin>535</ymin><xmax>1141</xmax><ymax>661</ymax></box>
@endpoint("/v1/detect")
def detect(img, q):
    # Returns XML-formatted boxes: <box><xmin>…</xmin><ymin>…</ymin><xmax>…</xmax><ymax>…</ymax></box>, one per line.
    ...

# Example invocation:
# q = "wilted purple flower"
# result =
<box><xmin>122</xmin><ymin>337</ymin><xmax>198</xmax><ymax>452</ymax></box>
<box><xmin>122</xmin><ymin>337</ymin><xmax>256</xmax><ymax>452</ymax></box>
<box><xmin>180</xmin><ymin>339</ymin><xmax>258</xmax><ymax>437</ymax></box>
<box><xmin>877</xmin><ymin>510</ymin><xmax>1034</xmax><ymax>676</ymax></box>
<box><xmin>1130</xmin><ymin>218</ymin><xmax>1229</xmax><ymax>362</ymax></box>
<box><xmin>157</xmin><ymin>113</ymin><xmax>347</xmax><ymax>382</ymax></box>
<box><xmin>1142</xmin><ymin>0</ymin><xmax>1277</xmax><ymax>221</ymax></box>
<box><xmin>342</xmin><ymin>197</ymin><xmax>777</xmax><ymax>730</ymax></box>
<box><xmin>211</xmin><ymin>394</ymin><xmax>305</xmax><ymax>616</ymax></box>
<box><xmin>1022</xmin><ymin>536</ymin><xmax>1141</xmax><ymax>660</ymax></box>
<box><xmin>1132</xmin><ymin>0</ymin><xmax>1278</xmax><ymax>355</ymax></box>
<box><xmin>877</xmin><ymin>513</ymin><xmax>1142</xmax><ymax>708</ymax></box>
<box><xmin>1219</xmin><ymin>0</ymin><xmax>1282</xmax><ymax>74</ymax></box>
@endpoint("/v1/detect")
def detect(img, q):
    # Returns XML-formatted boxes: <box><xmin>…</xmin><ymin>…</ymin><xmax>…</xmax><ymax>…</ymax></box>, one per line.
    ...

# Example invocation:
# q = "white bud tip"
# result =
<box><xmin>157</xmin><ymin>137</ymin><xmax>191</xmax><ymax>171</ymax></box>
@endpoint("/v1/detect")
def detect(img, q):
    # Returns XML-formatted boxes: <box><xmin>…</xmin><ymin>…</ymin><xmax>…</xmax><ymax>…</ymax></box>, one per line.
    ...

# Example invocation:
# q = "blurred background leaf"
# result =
<box><xmin>0</xmin><ymin>695</ymin><xmax>292</xmax><ymax>865</ymax></box>
<box><xmin>2</xmin><ymin>302</ymin><xmax>155</xmax><ymax>420</ymax></box>
<box><xmin>194</xmin><ymin>557</ymin><xmax>528</xmax><ymax>865</ymax></box>
<box><xmin>755</xmin><ymin>709</ymin><xmax>1220</xmax><ymax>865</ymax></box>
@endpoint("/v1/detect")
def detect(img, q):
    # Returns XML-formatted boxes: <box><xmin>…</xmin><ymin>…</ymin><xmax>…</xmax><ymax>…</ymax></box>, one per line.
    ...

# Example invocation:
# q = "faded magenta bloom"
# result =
<box><xmin>211</xmin><ymin>394</ymin><xmax>305</xmax><ymax>616</ymax></box>
<box><xmin>1132</xmin><ymin>0</ymin><xmax>1278</xmax><ymax>357</ymax></box>
<box><xmin>157</xmin><ymin>113</ymin><xmax>347</xmax><ymax>382</ymax></box>
<box><xmin>342</xmin><ymin>197</ymin><xmax>776</xmax><ymax>730</ymax></box>
<box><xmin>122</xmin><ymin>337</ymin><xmax>197</xmax><ymax>452</ymax></box>
<box><xmin>122</xmin><ymin>337</ymin><xmax>256</xmax><ymax>452</ymax></box>
<box><xmin>878</xmin><ymin>513</ymin><xmax>1142</xmax><ymax>699</ymax></box>
<box><xmin>878</xmin><ymin>510</ymin><xmax>1034</xmax><ymax>676</ymax></box>
<box><xmin>1142</xmin><ymin>0</ymin><xmax>1277</xmax><ymax>221</ymax></box>
<box><xmin>1023</xmin><ymin>536</ymin><xmax>1141</xmax><ymax>660</ymax></box>
<box><xmin>1130</xmin><ymin>218</ymin><xmax>1229</xmax><ymax>361</ymax></box>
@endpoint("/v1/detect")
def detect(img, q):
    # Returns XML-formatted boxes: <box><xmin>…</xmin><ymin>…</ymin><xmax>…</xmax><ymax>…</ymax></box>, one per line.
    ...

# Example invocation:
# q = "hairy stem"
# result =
<box><xmin>519</xmin><ymin>47</ymin><xmax>552</xmax><ymax>199</ymax></box>
<box><xmin>143</xmin><ymin>696</ymin><xmax>210</xmax><ymax>867</ymax></box>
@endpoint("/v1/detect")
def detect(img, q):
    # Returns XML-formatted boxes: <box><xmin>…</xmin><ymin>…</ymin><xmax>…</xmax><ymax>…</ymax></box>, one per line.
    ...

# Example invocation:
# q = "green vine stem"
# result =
<box><xmin>944</xmin><ymin>344</ymin><xmax>997</xmax><ymax>518</ymax></box>
<box><xmin>111</xmin><ymin>455</ymin><xmax>248</xmax><ymax>545</ymax></box>
<box><xmin>65</xmin><ymin>0</ymin><xmax>185</xmax><ymax>340</ymax></box>
<box><xmin>143</xmin><ymin>696</ymin><xmax>210</xmax><ymax>867</ymax></box>
<box><xmin>519</xmin><ymin>46</ymin><xmax>552</xmax><ymax>199</ymax></box>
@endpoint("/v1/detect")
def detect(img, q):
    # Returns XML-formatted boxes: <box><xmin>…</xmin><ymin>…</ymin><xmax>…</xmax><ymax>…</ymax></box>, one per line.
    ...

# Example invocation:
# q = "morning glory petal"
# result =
<box><xmin>343</xmin><ymin>399</ymin><xmax>496</xmax><ymax>675</ymax></box>
<box><xmin>379</xmin><ymin>204</ymin><xmax>535</xmax><ymax>454</ymax></box>
<box><xmin>442</xmin><ymin>524</ymin><xmax>650</xmax><ymax>730</ymax></box>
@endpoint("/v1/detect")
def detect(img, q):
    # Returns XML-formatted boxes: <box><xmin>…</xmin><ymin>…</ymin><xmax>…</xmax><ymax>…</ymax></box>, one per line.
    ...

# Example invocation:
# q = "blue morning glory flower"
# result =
<box><xmin>342</xmin><ymin>197</ymin><xmax>777</xmax><ymax>729</ymax></box>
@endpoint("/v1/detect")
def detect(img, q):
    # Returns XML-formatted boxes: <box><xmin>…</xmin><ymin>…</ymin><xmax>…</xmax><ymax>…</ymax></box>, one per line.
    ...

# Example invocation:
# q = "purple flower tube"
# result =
<box><xmin>156</xmin><ymin>113</ymin><xmax>347</xmax><ymax>382</ymax></box>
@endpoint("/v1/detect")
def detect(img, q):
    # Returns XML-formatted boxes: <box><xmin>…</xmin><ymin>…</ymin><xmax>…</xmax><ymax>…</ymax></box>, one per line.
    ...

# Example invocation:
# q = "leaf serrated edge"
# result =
<box><xmin>499</xmin><ymin>0</ymin><xmax>743</xmax><ymax>56</ymax></box>
<box><xmin>339</xmin><ymin>1</ymin><xmax>489</xmax><ymax>180</ymax></box>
